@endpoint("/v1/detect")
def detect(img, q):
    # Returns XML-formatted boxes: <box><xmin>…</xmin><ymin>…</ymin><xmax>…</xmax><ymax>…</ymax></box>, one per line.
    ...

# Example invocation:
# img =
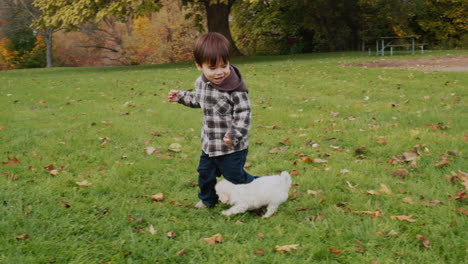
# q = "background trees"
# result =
<box><xmin>1</xmin><ymin>0</ymin><xmax>466</xmax><ymax>69</ymax></box>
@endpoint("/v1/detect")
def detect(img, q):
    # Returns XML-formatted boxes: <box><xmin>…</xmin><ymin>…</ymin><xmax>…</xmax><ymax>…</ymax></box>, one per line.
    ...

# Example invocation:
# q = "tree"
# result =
<box><xmin>35</xmin><ymin>0</ymin><xmax>243</xmax><ymax>56</ymax></box>
<box><xmin>0</xmin><ymin>0</ymin><xmax>57</xmax><ymax>67</ymax></box>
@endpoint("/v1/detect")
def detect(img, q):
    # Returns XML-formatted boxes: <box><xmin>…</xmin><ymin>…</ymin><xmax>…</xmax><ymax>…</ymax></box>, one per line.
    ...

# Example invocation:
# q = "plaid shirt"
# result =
<box><xmin>177</xmin><ymin>76</ymin><xmax>251</xmax><ymax>157</ymax></box>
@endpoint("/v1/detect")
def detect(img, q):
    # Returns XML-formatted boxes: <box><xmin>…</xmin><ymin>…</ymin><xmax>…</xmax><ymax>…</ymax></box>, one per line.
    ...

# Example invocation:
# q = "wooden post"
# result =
<box><xmin>381</xmin><ymin>40</ymin><xmax>385</xmax><ymax>56</ymax></box>
<box><xmin>376</xmin><ymin>40</ymin><xmax>379</xmax><ymax>56</ymax></box>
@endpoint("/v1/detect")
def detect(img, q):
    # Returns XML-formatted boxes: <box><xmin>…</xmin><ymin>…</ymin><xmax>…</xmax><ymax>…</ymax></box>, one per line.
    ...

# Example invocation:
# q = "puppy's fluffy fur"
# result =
<box><xmin>215</xmin><ymin>171</ymin><xmax>291</xmax><ymax>218</ymax></box>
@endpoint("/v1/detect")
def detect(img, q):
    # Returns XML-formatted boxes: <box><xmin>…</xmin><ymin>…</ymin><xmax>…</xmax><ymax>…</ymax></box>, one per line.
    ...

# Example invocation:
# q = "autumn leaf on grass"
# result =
<box><xmin>391</xmin><ymin>215</ymin><xmax>417</xmax><ymax>222</ymax></box>
<box><xmin>166</xmin><ymin>231</ymin><xmax>177</xmax><ymax>238</ymax></box>
<box><xmin>76</xmin><ymin>180</ymin><xmax>92</xmax><ymax>187</ymax></box>
<box><xmin>253</xmin><ymin>249</ymin><xmax>265</xmax><ymax>256</ymax></box>
<box><xmin>455</xmin><ymin>208</ymin><xmax>468</xmax><ymax>215</ymax></box>
<box><xmin>201</xmin><ymin>233</ymin><xmax>223</xmax><ymax>245</ymax></box>
<box><xmin>356</xmin><ymin>240</ymin><xmax>365</xmax><ymax>253</ymax></box>
<box><xmin>435</xmin><ymin>154</ymin><xmax>450</xmax><ymax>167</ymax></box>
<box><xmin>353</xmin><ymin>209</ymin><xmax>384</xmax><ymax>219</ymax></box>
<box><xmin>2</xmin><ymin>157</ymin><xmax>19</xmax><ymax>166</ymax></box>
<box><xmin>329</xmin><ymin>248</ymin><xmax>342</xmax><ymax>254</ymax></box>
<box><xmin>144</xmin><ymin>146</ymin><xmax>156</xmax><ymax>155</ymax></box>
<box><xmin>59</xmin><ymin>201</ymin><xmax>71</xmax><ymax>208</ymax></box>
<box><xmin>148</xmin><ymin>225</ymin><xmax>157</xmax><ymax>235</ymax></box>
<box><xmin>274</xmin><ymin>244</ymin><xmax>299</xmax><ymax>254</ymax></box>
<box><xmin>143</xmin><ymin>193</ymin><xmax>164</xmax><ymax>202</ymax></box>
<box><xmin>168</xmin><ymin>143</ymin><xmax>182</xmax><ymax>153</ymax></box>
<box><xmin>416</xmin><ymin>235</ymin><xmax>430</xmax><ymax>248</ymax></box>
<box><xmin>176</xmin><ymin>249</ymin><xmax>186</xmax><ymax>256</ymax></box>
<box><xmin>14</xmin><ymin>234</ymin><xmax>29</xmax><ymax>240</ymax></box>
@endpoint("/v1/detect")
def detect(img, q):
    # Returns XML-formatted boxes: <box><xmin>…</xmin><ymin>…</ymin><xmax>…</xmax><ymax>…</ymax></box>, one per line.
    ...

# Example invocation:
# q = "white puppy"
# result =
<box><xmin>215</xmin><ymin>171</ymin><xmax>291</xmax><ymax>218</ymax></box>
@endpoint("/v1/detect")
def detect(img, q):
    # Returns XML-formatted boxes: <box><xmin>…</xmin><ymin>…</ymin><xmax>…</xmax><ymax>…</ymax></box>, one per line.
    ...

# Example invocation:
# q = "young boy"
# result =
<box><xmin>168</xmin><ymin>32</ymin><xmax>256</xmax><ymax>208</ymax></box>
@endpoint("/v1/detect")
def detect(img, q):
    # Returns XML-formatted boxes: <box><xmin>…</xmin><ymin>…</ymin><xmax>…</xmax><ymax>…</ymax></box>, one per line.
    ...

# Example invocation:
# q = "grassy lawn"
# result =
<box><xmin>1</xmin><ymin>50</ymin><xmax>467</xmax><ymax>263</ymax></box>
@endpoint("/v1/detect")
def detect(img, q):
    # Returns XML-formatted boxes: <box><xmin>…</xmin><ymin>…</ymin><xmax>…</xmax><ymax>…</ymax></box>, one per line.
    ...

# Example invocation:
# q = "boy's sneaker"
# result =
<box><xmin>194</xmin><ymin>200</ymin><xmax>206</xmax><ymax>209</ymax></box>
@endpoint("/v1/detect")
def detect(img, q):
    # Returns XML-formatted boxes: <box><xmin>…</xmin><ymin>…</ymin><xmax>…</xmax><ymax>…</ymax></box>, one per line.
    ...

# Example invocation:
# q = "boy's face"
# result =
<box><xmin>196</xmin><ymin>60</ymin><xmax>231</xmax><ymax>85</ymax></box>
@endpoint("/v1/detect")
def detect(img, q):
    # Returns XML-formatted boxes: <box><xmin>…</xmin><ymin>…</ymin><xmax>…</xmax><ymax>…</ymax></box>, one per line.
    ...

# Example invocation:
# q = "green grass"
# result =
<box><xmin>1</xmin><ymin>50</ymin><xmax>467</xmax><ymax>263</ymax></box>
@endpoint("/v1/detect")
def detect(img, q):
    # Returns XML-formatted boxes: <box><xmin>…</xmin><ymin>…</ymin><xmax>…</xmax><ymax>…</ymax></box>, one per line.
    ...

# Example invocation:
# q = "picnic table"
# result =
<box><xmin>375</xmin><ymin>36</ymin><xmax>427</xmax><ymax>56</ymax></box>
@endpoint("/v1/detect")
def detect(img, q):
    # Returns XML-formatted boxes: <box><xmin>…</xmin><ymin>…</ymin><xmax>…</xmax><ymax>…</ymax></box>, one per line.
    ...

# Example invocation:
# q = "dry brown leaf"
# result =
<box><xmin>356</xmin><ymin>240</ymin><xmax>365</xmax><ymax>253</ymax></box>
<box><xmin>416</xmin><ymin>234</ymin><xmax>430</xmax><ymax>248</ymax></box>
<box><xmin>2</xmin><ymin>157</ymin><xmax>19</xmax><ymax>166</ymax></box>
<box><xmin>201</xmin><ymin>233</ymin><xmax>223</xmax><ymax>245</ymax></box>
<box><xmin>76</xmin><ymin>180</ymin><xmax>92</xmax><ymax>187</ymax></box>
<box><xmin>253</xmin><ymin>249</ymin><xmax>265</xmax><ymax>256</ymax></box>
<box><xmin>353</xmin><ymin>209</ymin><xmax>384</xmax><ymax>218</ymax></box>
<box><xmin>329</xmin><ymin>248</ymin><xmax>342</xmax><ymax>254</ymax></box>
<box><xmin>421</xmin><ymin>200</ymin><xmax>443</xmax><ymax>206</ymax></box>
<box><xmin>402</xmin><ymin>197</ymin><xmax>415</xmax><ymax>204</ymax></box>
<box><xmin>392</xmin><ymin>169</ymin><xmax>409</xmax><ymax>178</ymax></box>
<box><xmin>312</xmin><ymin>158</ymin><xmax>328</xmax><ymax>164</ymax></box>
<box><xmin>149</xmin><ymin>225</ymin><xmax>157</xmax><ymax>235</ymax></box>
<box><xmin>391</xmin><ymin>215</ymin><xmax>417</xmax><ymax>222</ymax></box>
<box><xmin>291</xmin><ymin>170</ymin><xmax>300</xmax><ymax>176</ymax></box>
<box><xmin>274</xmin><ymin>244</ymin><xmax>299</xmax><ymax>254</ymax></box>
<box><xmin>146</xmin><ymin>193</ymin><xmax>164</xmax><ymax>201</ymax></box>
<box><xmin>145</xmin><ymin>146</ymin><xmax>156</xmax><ymax>155</ymax></box>
<box><xmin>379</xmin><ymin>184</ymin><xmax>392</xmax><ymax>195</ymax></box>
<box><xmin>59</xmin><ymin>201</ymin><xmax>71</xmax><ymax>208</ymax></box>
<box><xmin>176</xmin><ymin>249</ymin><xmax>186</xmax><ymax>256</ymax></box>
<box><xmin>14</xmin><ymin>234</ymin><xmax>29</xmax><ymax>239</ymax></box>
<box><xmin>166</xmin><ymin>231</ymin><xmax>176</xmax><ymax>238</ymax></box>
<box><xmin>257</xmin><ymin>233</ymin><xmax>265</xmax><ymax>238</ymax></box>
<box><xmin>455</xmin><ymin>208</ymin><xmax>468</xmax><ymax>215</ymax></box>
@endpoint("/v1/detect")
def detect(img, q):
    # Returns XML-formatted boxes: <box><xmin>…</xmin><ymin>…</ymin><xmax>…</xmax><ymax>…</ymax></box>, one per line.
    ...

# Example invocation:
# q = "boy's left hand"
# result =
<box><xmin>223</xmin><ymin>136</ymin><xmax>233</xmax><ymax>147</ymax></box>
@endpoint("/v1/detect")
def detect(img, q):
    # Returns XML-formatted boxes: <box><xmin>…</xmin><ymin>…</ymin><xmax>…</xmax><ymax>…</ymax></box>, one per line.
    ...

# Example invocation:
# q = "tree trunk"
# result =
<box><xmin>204</xmin><ymin>0</ymin><xmax>242</xmax><ymax>56</ymax></box>
<box><xmin>44</xmin><ymin>28</ymin><xmax>53</xmax><ymax>68</ymax></box>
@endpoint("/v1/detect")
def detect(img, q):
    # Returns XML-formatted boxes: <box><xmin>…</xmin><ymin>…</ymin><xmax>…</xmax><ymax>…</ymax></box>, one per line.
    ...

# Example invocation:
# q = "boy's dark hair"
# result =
<box><xmin>193</xmin><ymin>32</ymin><xmax>230</xmax><ymax>67</ymax></box>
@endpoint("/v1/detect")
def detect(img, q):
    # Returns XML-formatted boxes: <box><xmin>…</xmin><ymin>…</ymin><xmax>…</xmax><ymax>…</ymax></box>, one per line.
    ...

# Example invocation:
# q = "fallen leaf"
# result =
<box><xmin>313</xmin><ymin>158</ymin><xmax>328</xmax><ymax>164</ymax></box>
<box><xmin>0</xmin><ymin>126</ymin><xmax>5</xmax><ymax>130</ymax></box>
<box><xmin>76</xmin><ymin>180</ymin><xmax>92</xmax><ymax>187</ymax></box>
<box><xmin>379</xmin><ymin>184</ymin><xmax>392</xmax><ymax>195</ymax></box>
<box><xmin>291</xmin><ymin>170</ymin><xmax>300</xmax><ymax>176</ymax></box>
<box><xmin>307</xmin><ymin>214</ymin><xmax>326</xmax><ymax>222</ymax></box>
<box><xmin>59</xmin><ymin>201</ymin><xmax>71</xmax><ymax>208</ymax></box>
<box><xmin>402</xmin><ymin>197</ymin><xmax>415</xmax><ymax>204</ymax></box>
<box><xmin>166</xmin><ymin>231</ymin><xmax>176</xmax><ymax>238</ymax></box>
<box><xmin>147</xmin><ymin>193</ymin><xmax>164</xmax><ymax>201</ymax></box>
<box><xmin>201</xmin><ymin>233</ymin><xmax>223</xmax><ymax>245</ymax></box>
<box><xmin>176</xmin><ymin>249</ymin><xmax>186</xmax><ymax>256</ymax></box>
<box><xmin>392</xmin><ymin>169</ymin><xmax>409</xmax><ymax>178</ymax></box>
<box><xmin>145</xmin><ymin>146</ymin><xmax>156</xmax><ymax>155</ymax></box>
<box><xmin>455</xmin><ymin>208</ymin><xmax>468</xmax><ymax>215</ymax></box>
<box><xmin>168</xmin><ymin>143</ymin><xmax>182</xmax><ymax>152</ymax></box>
<box><xmin>253</xmin><ymin>249</ymin><xmax>265</xmax><ymax>256</ymax></box>
<box><xmin>356</xmin><ymin>240</ymin><xmax>365</xmax><ymax>253</ymax></box>
<box><xmin>353</xmin><ymin>209</ymin><xmax>384</xmax><ymax>218</ymax></box>
<box><xmin>257</xmin><ymin>233</ymin><xmax>265</xmax><ymax>238</ymax></box>
<box><xmin>307</xmin><ymin>189</ymin><xmax>324</xmax><ymax>196</ymax></box>
<box><xmin>391</xmin><ymin>215</ymin><xmax>417</xmax><ymax>222</ymax></box>
<box><xmin>416</xmin><ymin>234</ymin><xmax>430</xmax><ymax>248</ymax></box>
<box><xmin>2</xmin><ymin>157</ymin><xmax>19</xmax><ymax>166</ymax></box>
<box><xmin>149</xmin><ymin>225</ymin><xmax>157</xmax><ymax>235</ymax></box>
<box><xmin>329</xmin><ymin>248</ymin><xmax>342</xmax><ymax>254</ymax></box>
<box><xmin>421</xmin><ymin>200</ymin><xmax>443</xmax><ymax>206</ymax></box>
<box><xmin>435</xmin><ymin>154</ymin><xmax>450</xmax><ymax>167</ymax></box>
<box><xmin>275</xmin><ymin>244</ymin><xmax>299</xmax><ymax>254</ymax></box>
<box><xmin>455</xmin><ymin>191</ymin><xmax>467</xmax><ymax>201</ymax></box>
<box><xmin>346</xmin><ymin>181</ymin><xmax>359</xmax><ymax>189</ymax></box>
<box><xmin>14</xmin><ymin>234</ymin><xmax>29</xmax><ymax>239</ymax></box>
<box><xmin>410</xmin><ymin>130</ymin><xmax>420</xmax><ymax>137</ymax></box>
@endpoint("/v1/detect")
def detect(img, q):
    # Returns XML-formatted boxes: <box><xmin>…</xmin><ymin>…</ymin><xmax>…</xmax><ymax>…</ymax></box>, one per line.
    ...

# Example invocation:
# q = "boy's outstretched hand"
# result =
<box><xmin>168</xmin><ymin>90</ymin><xmax>178</xmax><ymax>102</ymax></box>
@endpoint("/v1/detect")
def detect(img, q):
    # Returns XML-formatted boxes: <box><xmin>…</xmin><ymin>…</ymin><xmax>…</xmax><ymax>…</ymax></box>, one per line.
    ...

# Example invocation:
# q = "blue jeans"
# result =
<box><xmin>197</xmin><ymin>149</ymin><xmax>256</xmax><ymax>207</ymax></box>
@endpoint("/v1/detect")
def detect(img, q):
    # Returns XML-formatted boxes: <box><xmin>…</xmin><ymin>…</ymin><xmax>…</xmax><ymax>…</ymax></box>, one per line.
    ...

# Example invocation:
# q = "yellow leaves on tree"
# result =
<box><xmin>124</xmin><ymin>0</ymin><xmax>201</xmax><ymax>65</ymax></box>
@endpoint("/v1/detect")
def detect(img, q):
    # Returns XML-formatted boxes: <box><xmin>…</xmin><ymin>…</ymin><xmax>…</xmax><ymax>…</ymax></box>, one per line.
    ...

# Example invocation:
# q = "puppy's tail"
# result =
<box><xmin>280</xmin><ymin>171</ymin><xmax>292</xmax><ymax>189</ymax></box>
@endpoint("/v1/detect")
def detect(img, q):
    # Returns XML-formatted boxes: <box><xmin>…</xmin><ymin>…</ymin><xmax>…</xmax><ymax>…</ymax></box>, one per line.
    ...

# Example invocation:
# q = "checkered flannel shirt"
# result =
<box><xmin>177</xmin><ymin>76</ymin><xmax>251</xmax><ymax>157</ymax></box>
